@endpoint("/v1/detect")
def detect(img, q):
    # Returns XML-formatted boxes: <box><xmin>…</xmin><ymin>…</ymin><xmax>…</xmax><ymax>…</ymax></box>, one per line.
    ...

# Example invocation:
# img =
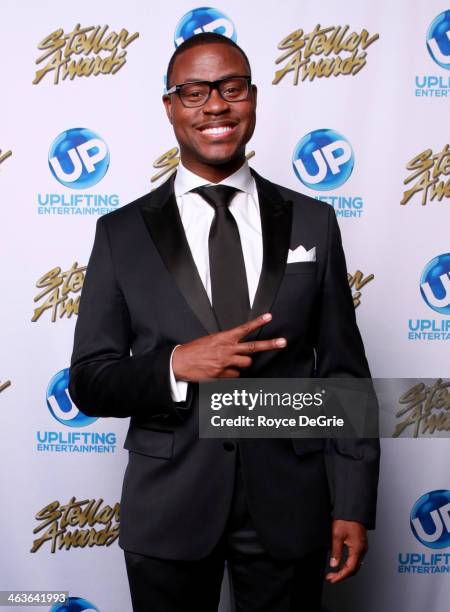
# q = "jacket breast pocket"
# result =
<box><xmin>285</xmin><ymin>261</ymin><xmax>317</xmax><ymax>275</ymax></box>
<box><xmin>123</xmin><ymin>427</ymin><xmax>174</xmax><ymax>459</ymax></box>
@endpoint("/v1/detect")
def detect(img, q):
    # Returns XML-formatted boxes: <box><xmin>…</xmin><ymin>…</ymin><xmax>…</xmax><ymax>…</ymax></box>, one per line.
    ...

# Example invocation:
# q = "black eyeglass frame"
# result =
<box><xmin>165</xmin><ymin>76</ymin><xmax>252</xmax><ymax>107</ymax></box>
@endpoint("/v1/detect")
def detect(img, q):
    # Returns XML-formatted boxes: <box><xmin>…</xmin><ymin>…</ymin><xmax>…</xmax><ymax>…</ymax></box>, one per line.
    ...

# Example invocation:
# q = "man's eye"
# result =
<box><xmin>222</xmin><ymin>85</ymin><xmax>244</xmax><ymax>98</ymax></box>
<box><xmin>183</xmin><ymin>88</ymin><xmax>206</xmax><ymax>98</ymax></box>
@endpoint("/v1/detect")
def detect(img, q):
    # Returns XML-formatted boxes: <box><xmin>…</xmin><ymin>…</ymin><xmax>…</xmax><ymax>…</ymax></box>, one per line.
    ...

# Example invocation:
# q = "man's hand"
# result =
<box><xmin>325</xmin><ymin>519</ymin><xmax>368</xmax><ymax>584</ymax></box>
<box><xmin>172</xmin><ymin>313</ymin><xmax>287</xmax><ymax>382</ymax></box>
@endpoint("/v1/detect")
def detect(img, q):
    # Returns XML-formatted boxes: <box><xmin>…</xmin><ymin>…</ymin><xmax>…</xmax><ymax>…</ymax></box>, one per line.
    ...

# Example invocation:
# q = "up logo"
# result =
<box><xmin>46</xmin><ymin>368</ymin><xmax>97</xmax><ymax>427</ymax></box>
<box><xmin>174</xmin><ymin>7</ymin><xmax>236</xmax><ymax>47</ymax></box>
<box><xmin>427</xmin><ymin>10</ymin><xmax>450</xmax><ymax>70</ymax></box>
<box><xmin>292</xmin><ymin>129</ymin><xmax>355</xmax><ymax>191</ymax></box>
<box><xmin>48</xmin><ymin>128</ymin><xmax>110</xmax><ymax>189</ymax></box>
<box><xmin>410</xmin><ymin>490</ymin><xmax>450</xmax><ymax>549</ymax></box>
<box><xmin>50</xmin><ymin>597</ymin><xmax>99</xmax><ymax>611</ymax></box>
<box><xmin>420</xmin><ymin>253</ymin><xmax>450</xmax><ymax>315</ymax></box>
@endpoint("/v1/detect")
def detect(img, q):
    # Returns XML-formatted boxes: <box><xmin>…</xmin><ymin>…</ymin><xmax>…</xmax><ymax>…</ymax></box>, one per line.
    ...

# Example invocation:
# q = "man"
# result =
<box><xmin>70</xmin><ymin>33</ymin><xmax>379</xmax><ymax>612</ymax></box>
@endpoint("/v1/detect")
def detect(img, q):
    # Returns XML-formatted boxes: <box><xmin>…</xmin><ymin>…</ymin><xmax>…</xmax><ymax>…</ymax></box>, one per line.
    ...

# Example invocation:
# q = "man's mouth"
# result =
<box><xmin>201</xmin><ymin>125</ymin><xmax>234</xmax><ymax>135</ymax></box>
<box><xmin>196</xmin><ymin>122</ymin><xmax>238</xmax><ymax>138</ymax></box>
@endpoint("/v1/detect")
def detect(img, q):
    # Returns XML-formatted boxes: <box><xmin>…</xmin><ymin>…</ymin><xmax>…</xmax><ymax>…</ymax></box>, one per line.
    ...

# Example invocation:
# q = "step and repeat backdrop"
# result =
<box><xmin>1</xmin><ymin>1</ymin><xmax>449</xmax><ymax>611</ymax></box>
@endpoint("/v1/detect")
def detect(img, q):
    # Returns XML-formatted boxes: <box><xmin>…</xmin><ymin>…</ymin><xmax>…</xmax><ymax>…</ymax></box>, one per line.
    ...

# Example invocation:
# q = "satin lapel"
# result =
<box><xmin>248</xmin><ymin>170</ymin><xmax>293</xmax><ymax>339</ymax></box>
<box><xmin>140</xmin><ymin>175</ymin><xmax>219</xmax><ymax>334</ymax></box>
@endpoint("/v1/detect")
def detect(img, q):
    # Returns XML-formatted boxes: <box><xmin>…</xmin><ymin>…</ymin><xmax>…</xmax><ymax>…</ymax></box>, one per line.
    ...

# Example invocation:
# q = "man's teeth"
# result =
<box><xmin>201</xmin><ymin>126</ymin><xmax>234</xmax><ymax>134</ymax></box>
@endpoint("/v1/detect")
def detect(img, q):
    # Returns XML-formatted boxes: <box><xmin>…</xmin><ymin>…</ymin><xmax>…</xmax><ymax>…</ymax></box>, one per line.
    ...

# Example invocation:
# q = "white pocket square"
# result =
<box><xmin>287</xmin><ymin>245</ymin><xmax>316</xmax><ymax>263</ymax></box>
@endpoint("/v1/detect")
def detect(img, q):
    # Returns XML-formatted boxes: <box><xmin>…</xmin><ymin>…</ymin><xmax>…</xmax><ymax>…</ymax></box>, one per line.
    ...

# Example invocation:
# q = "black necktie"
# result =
<box><xmin>193</xmin><ymin>185</ymin><xmax>250</xmax><ymax>330</ymax></box>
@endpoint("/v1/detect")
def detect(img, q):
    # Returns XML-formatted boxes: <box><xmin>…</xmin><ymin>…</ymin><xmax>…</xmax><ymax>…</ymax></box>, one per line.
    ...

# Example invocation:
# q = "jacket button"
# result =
<box><xmin>223</xmin><ymin>441</ymin><xmax>235</xmax><ymax>452</ymax></box>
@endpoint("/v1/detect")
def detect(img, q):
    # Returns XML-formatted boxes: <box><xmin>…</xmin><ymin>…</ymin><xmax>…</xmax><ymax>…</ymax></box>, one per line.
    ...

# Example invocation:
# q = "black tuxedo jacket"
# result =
<box><xmin>69</xmin><ymin>170</ymin><xmax>379</xmax><ymax>561</ymax></box>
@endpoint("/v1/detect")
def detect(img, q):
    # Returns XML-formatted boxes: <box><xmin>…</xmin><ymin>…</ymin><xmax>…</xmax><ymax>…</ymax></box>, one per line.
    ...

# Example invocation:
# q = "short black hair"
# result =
<box><xmin>166</xmin><ymin>33</ymin><xmax>252</xmax><ymax>88</ymax></box>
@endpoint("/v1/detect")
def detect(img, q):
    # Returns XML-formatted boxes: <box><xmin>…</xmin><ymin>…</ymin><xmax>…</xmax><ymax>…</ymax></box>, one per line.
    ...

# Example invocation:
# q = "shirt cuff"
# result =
<box><xmin>169</xmin><ymin>345</ymin><xmax>188</xmax><ymax>403</ymax></box>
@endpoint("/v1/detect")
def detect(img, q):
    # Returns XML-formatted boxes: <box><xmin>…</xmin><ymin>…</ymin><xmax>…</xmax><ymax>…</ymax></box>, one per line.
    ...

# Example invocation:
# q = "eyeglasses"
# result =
<box><xmin>166</xmin><ymin>76</ymin><xmax>252</xmax><ymax>108</ymax></box>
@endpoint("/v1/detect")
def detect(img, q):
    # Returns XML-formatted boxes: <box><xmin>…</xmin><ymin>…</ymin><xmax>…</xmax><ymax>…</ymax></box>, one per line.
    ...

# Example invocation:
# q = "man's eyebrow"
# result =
<box><xmin>174</xmin><ymin>73</ymin><xmax>250</xmax><ymax>84</ymax></box>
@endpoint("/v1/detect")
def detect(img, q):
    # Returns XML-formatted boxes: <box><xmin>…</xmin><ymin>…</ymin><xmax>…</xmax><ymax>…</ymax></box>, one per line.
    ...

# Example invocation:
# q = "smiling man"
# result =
<box><xmin>70</xmin><ymin>33</ymin><xmax>380</xmax><ymax>612</ymax></box>
<box><xmin>163</xmin><ymin>41</ymin><xmax>255</xmax><ymax>180</ymax></box>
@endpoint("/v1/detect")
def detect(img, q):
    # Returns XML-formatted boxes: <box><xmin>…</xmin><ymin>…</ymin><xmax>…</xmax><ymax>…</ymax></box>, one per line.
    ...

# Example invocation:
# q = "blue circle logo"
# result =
<box><xmin>292</xmin><ymin>129</ymin><xmax>355</xmax><ymax>191</ymax></box>
<box><xmin>427</xmin><ymin>10</ymin><xmax>450</xmax><ymax>70</ymax></box>
<box><xmin>420</xmin><ymin>253</ymin><xmax>450</xmax><ymax>315</ymax></box>
<box><xmin>48</xmin><ymin>128</ymin><xmax>110</xmax><ymax>189</ymax></box>
<box><xmin>410</xmin><ymin>490</ymin><xmax>450</xmax><ymax>549</ymax></box>
<box><xmin>46</xmin><ymin>368</ymin><xmax>97</xmax><ymax>427</ymax></box>
<box><xmin>174</xmin><ymin>7</ymin><xmax>237</xmax><ymax>47</ymax></box>
<box><xmin>50</xmin><ymin>597</ymin><xmax>99</xmax><ymax>612</ymax></box>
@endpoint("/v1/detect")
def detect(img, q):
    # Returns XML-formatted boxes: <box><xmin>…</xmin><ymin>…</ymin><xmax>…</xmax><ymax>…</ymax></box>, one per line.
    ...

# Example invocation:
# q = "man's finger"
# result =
<box><xmin>326</xmin><ymin>549</ymin><xmax>361</xmax><ymax>583</ymax></box>
<box><xmin>236</xmin><ymin>338</ymin><xmax>287</xmax><ymax>354</ymax></box>
<box><xmin>228</xmin><ymin>355</ymin><xmax>253</xmax><ymax>369</ymax></box>
<box><xmin>218</xmin><ymin>368</ymin><xmax>241</xmax><ymax>378</ymax></box>
<box><xmin>329</xmin><ymin>532</ymin><xmax>344</xmax><ymax>570</ymax></box>
<box><xmin>228</xmin><ymin>313</ymin><xmax>273</xmax><ymax>341</ymax></box>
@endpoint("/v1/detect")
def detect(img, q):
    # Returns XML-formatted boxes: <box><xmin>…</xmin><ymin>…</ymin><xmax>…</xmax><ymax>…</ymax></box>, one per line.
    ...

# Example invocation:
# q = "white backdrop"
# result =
<box><xmin>1</xmin><ymin>1</ymin><xmax>449</xmax><ymax>611</ymax></box>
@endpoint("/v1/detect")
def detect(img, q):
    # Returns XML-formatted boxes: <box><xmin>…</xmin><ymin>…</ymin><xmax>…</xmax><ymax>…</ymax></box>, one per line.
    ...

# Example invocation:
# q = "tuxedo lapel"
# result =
<box><xmin>249</xmin><ymin>170</ymin><xmax>293</xmax><ymax>339</ymax></box>
<box><xmin>139</xmin><ymin>170</ymin><xmax>292</xmax><ymax>339</ymax></box>
<box><xmin>140</xmin><ymin>175</ymin><xmax>219</xmax><ymax>335</ymax></box>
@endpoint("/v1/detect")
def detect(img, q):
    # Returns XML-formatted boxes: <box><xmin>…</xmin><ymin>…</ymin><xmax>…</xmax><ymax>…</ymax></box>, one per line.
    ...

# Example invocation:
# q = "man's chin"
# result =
<box><xmin>196</xmin><ymin>146</ymin><xmax>245</xmax><ymax>167</ymax></box>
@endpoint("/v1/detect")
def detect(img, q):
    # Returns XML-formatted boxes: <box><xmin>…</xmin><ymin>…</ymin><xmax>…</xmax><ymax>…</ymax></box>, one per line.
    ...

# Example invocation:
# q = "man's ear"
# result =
<box><xmin>162</xmin><ymin>95</ymin><xmax>173</xmax><ymax>125</ymax></box>
<box><xmin>251</xmin><ymin>84</ymin><xmax>258</xmax><ymax>109</ymax></box>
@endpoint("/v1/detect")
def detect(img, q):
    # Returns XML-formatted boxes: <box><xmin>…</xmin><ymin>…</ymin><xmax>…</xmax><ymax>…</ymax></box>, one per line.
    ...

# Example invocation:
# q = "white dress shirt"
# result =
<box><xmin>169</xmin><ymin>160</ymin><xmax>263</xmax><ymax>402</ymax></box>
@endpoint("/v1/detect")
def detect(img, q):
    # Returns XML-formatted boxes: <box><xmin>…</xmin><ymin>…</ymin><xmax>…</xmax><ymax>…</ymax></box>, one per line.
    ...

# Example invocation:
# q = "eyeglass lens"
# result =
<box><xmin>179</xmin><ymin>78</ymin><xmax>249</xmax><ymax>107</ymax></box>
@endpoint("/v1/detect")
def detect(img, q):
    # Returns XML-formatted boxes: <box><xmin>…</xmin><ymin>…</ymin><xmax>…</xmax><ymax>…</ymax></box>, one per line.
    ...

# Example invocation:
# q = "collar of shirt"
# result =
<box><xmin>172</xmin><ymin>160</ymin><xmax>263</xmax><ymax>309</ymax></box>
<box><xmin>174</xmin><ymin>160</ymin><xmax>256</xmax><ymax>200</ymax></box>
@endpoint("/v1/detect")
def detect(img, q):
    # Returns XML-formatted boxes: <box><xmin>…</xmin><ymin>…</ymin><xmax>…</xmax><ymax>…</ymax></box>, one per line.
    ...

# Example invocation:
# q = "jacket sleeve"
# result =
<box><xmin>315</xmin><ymin>206</ymin><xmax>380</xmax><ymax>529</ymax></box>
<box><xmin>69</xmin><ymin>216</ymin><xmax>189</xmax><ymax>420</ymax></box>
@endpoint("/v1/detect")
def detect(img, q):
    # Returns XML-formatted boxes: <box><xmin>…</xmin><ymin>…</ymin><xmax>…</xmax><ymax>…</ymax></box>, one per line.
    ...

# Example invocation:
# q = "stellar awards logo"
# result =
<box><xmin>292</xmin><ymin>129</ymin><xmax>363</xmax><ymax>218</ymax></box>
<box><xmin>398</xmin><ymin>490</ymin><xmax>450</xmax><ymax>573</ymax></box>
<box><xmin>0</xmin><ymin>147</ymin><xmax>12</xmax><ymax>169</ymax></box>
<box><xmin>0</xmin><ymin>379</ymin><xmax>12</xmax><ymax>394</ymax></box>
<box><xmin>36</xmin><ymin>368</ymin><xmax>117</xmax><ymax>454</ymax></box>
<box><xmin>37</xmin><ymin>128</ymin><xmax>119</xmax><ymax>216</ymax></box>
<box><xmin>32</xmin><ymin>262</ymin><xmax>86</xmax><ymax>323</ymax></box>
<box><xmin>50</xmin><ymin>597</ymin><xmax>99</xmax><ymax>612</ymax></box>
<box><xmin>401</xmin><ymin>144</ymin><xmax>450</xmax><ymax>206</ymax></box>
<box><xmin>408</xmin><ymin>253</ymin><xmax>450</xmax><ymax>341</ymax></box>
<box><xmin>32</xmin><ymin>496</ymin><xmax>120</xmax><ymax>554</ymax></box>
<box><xmin>33</xmin><ymin>24</ymin><xmax>139</xmax><ymax>85</ymax></box>
<box><xmin>348</xmin><ymin>270</ymin><xmax>374</xmax><ymax>308</ymax></box>
<box><xmin>273</xmin><ymin>24</ymin><xmax>379</xmax><ymax>85</ymax></box>
<box><xmin>394</xmin><ymin>379</ymin><xmax>450</xmax><ymax>438</ymax></box>
<box><xmin>174</xmin><ymin>7</ymin><xmax>236</xmax><ymax>47</ymax></box>
<box><xmin>415</xmin><ymin>10</ymin><xmax>450</xmax><ymax>97</ymax></box>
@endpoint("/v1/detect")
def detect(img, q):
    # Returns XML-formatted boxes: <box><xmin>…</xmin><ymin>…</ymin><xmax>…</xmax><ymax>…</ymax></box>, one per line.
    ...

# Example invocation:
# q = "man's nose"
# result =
<box><xmin>203</xmin><ymin>88</ymin><xmax>229</xmax><ymax>113</ymax></box>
